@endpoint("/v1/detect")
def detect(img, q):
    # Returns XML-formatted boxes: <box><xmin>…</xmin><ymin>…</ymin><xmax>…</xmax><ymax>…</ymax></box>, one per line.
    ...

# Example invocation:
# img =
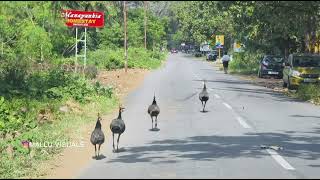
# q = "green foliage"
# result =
<box><xmin>0</xmin><ymin>60</ymin><xmax>29</xmax><ymax>91</ymax></box>
<box><xmin>296</xmin><ymin>84</ymin><xmax>320</xmax><ymax>103</ymax></box>
<box><xmin>0</xmin><ymin>97</ymin><xmax>24</xmax><ymax>135</ymax></box>
<box><xmin>173</xmin><ymin>1</ymin><xmax>320</xmax><ymax>55</ymax></box>
<box><xmin>87</xmin><ymin>47</ymin><xmax>167</xmax><ymax>70</ymax></box>
<box><xmin>46</xmin><ymin>76</ymin><xmax>92</xmax><ymax>103</ymax></box>
<box><xmin>16</xmin><ymin>21</ymin><xmax>52</xmax><ymax>62</ymax></box>
<box><xmin>229</xmin><ymin>51</ymin><xmax>263</xmax><ymax>75</ymax></box>
<box><xmin>84</xmin><ymin>65</ymin><xmax>98</xmax><ymax>79</ymax></box>
<box><xmin>94</xmin><ymin>81</ymin><xmax>113</xmax><ymax>98</ymax></box>
<box><xmin>98</xmin><ymin>22</ymin><xmax>124</xmax><ymax>49</ymax></box>
<box><xmin>0</xmin><ymin>67</ymin><xmax>114</xmax><ymax>135</ymax></box>
<box><xmin>172</xmin><ymin>1</ymin><xmax>234</xmax><ymax>48</ymax></box>
<box><xmin>127</xmin><ymin>47</ymin><xmax>166</xmax><ymax>69</ymax></box>
<box><xmin>87</xmin><ymin>48</ymin><xmax>124</xmax><ymax>70</ymax></box>
<box><xmin>0</xmin><ymin>95</ymin><xmax>117</xmax><ymax>179</ymax></box>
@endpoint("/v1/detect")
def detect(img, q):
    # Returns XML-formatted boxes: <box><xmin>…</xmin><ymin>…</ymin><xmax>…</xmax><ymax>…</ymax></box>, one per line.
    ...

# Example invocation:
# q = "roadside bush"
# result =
<box><xmin>26</xmin><ymin>69</ymin><xmax>71</xmax><ymax>99</ymax></box>
<box><xmin>0</xmin><ymin>67</ymin><xmax>115</xmax><ymax>141</ymax></box>
<box><xmin>106</xmin><ymin>54</ymin><xmax>124</xmax><ymax>70</ymax></box>
<box><xmin>0</xmin><ymin>96</ymin><xmax>24</xmax><ymax>136</ymax></box>
<box><xmin>0</xmin><ymin>59</ymin><xmax>29</xmax><ymax>96</ymax></box>
<box><xmin>229</xmin><ymin>51</ymin><xmax>263</xmax><ymax>75</ymax></box>
<box><xmin>87</xmin><ymin>49</ymin><xmax>124</xmax><ymax>70</ymax></box>
<box><xmin>296</xmin><ymin>84</ymin><xmax>320</xmax><ymax>103</ymax></box>
<box><xmin>45</xmin><ymin>75</ymin><xmax>92</xmax><ymax>103</ymax></box>
<box><xmin>84</xmin><ymin>65</ymin><xmax>98</xmax><ymax>79</ymax></box>
<box><xmin>94</xmin><ymin>81</ymin><xmax>113</xmax><ymax>98</ymax></box>
<box><xmin>127</xmin><ymin>47</ymin><xmax>166</xmax><ymax>69</ymax></box>
<box><xmin>87</xmin><ymin>47</ymin><xmax>167</xmax><ymax>70</ymax></box>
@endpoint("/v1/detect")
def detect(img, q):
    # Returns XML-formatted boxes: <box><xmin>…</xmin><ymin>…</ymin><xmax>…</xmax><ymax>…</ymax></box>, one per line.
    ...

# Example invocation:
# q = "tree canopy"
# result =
<box><xmin>171</xmin><ymin>1</ymin><xmax>320</xmax><ymax>56</ymax></box>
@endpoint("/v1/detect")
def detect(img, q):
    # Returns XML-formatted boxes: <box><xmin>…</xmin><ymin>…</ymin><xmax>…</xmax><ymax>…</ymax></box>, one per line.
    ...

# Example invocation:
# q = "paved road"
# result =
<box><xmin>78</xmin><ymin>53</ymin><xmax>320</xmax><ymax>179</ymax></box>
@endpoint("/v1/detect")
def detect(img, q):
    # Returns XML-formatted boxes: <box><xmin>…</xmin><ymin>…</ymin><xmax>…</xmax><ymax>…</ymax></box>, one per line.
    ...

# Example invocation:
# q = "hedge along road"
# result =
<box><xmin>78</xmin><ymin>53</ymin><xmax>320</xmax><ymax>179</ymax></box>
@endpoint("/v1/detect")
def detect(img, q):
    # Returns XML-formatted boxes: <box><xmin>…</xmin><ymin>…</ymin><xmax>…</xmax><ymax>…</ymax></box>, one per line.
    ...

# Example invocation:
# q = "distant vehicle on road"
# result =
<box><xmin>206</xmin><ymin>51</ymin><xmax>218</xmax><ymax>61</ymax></box>
<box><xmin>195</xmin><ymin>51</ymin><xmax>202</xmax><ymax>57</ymax></box>
<box><xmin>171</xmin><ymin>49</ymin><xmax>178</xmax><ymax>54</ymax></box>
<box><xmin>283</xmin><ymin>54</ymin><xmax>320</xmax><ymax>89</ymax></box>
<box><xmin>258</xmin><ymin>55</ymin><xmax>284</xmax><ymax>79</ymax></box>
<box><xmin>187</xmin><ymin>49</ymin><xmax>195</xmax><ymax>54</ymax></box>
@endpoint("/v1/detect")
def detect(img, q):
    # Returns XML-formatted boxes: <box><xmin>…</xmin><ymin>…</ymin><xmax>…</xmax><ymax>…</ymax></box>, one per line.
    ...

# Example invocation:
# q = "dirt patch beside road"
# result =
<box><xmin>211</xmin><ymin>61</ymin><xmax>288</xmax><ymax>93</ymax></box>
<box><xmin>236</xmin><ymin>74</ymin><xmax>288</xmax><ymax>93</ymax></box>
<box><xmin>43</xmin><ymin>68</ymin><xmax>150</xmax><ymax>179</ymax></box>
<box><xmin>96</xmin><ymin>68</ymin><xmax>150</xmax><ymax>101</ymax></box>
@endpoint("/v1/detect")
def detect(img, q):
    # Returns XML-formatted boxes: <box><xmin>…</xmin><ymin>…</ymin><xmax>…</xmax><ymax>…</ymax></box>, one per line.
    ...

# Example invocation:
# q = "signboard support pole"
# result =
<box><xmin>84</xmin><ymin>27</ymin><xmax>87</xmax><ymax>74</ymax></box>
<box><xmin>75</xmin><ymin>27</ymin><xmax>78</xmax><ymax>73</ymax></box>
<box><xmin>74</xmin><ymin>27</ymin><xmax>87</xmax><ymax>74</ymax></box>
<box><xmin>218</xmin><ymin>48</ymin><xmax>221</xmax><ymax>62</ymax></box>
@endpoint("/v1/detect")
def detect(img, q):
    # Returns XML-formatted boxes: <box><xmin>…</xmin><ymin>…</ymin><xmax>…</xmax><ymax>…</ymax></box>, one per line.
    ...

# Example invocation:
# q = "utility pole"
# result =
<box><xmin>144</xmin><ymin>1</ymin><xmax>147</xmax><ymax>49</ymax></box>
<box><xmin>124</xmin><ymin>1</ymin><xmax>128</xmax><ymax>73</ymax></box>
<box><xmin>75</xmin><ymin>28</ymin><xmax>78</xmax><ymax>73</ymax></box>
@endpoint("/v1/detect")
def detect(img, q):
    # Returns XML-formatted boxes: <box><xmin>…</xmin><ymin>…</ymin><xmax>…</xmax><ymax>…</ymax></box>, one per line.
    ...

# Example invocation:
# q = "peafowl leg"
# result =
<box><xmin>201</xmin><ymin>101</ymin><xmax>204</xmax><ymax>111</ymax></box>
<box><xmin>155</xmin><ymin>116</ymin><xmax>158</xmax><ymax>129</ymax></box>
<box><xmin>94</xmin><ymin>145</ymin><xmax>97</xmax><ymax>158</ymax></box>
<box><xmin>151</xmin><ymin>116</ymin><xmax>154</xmax><ymax>129</ymax></box>
<box><xmin>204</xmin><ymin>101</ymin><xmax>207</xmax><ymax>112</ymax></box>
<box><xmin>98</xmin><ymin>144</ymin><xmax>101</xmax><ymax>157</ymax></box>
<box><xmin>112</xmin><ymin>133</ymin><xmax>115</xmax><ymax>152</ymax></box>
<box><xmin>117</xmin><ymin>134</ymin><xmax>121</xmax><ymax>152</ymax></box>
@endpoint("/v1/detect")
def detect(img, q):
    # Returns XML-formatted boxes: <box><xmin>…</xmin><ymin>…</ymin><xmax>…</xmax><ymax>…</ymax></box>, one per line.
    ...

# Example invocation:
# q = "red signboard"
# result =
<box><xmin>62</xmin><ymin>10</ymin><xmax>104</xmax><ymax>28</ymax></box>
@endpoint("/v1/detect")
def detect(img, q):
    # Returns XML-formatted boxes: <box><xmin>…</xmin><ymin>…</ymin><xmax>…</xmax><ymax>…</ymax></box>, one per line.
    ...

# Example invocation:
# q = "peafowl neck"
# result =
<box><xmin>117</xmin><ymin>109</ymin><xmax>122</xmax><ymax>119</ymax></box>
<box><xmin>95</xmin><ymin>120</ymin><xmax>102</xmax><ymax>129</ymax></box>
<box><xmin>152</xmin><ymin>96</ymin><xmax>157</xmax><ymax>105</ymax></box>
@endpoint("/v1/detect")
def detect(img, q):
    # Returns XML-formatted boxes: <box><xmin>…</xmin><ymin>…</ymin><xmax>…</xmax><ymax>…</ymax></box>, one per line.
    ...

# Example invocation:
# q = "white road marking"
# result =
<box><xmin>266</xmin><ymin>149</ymin><xmax>295</xmax><ymax>170</ymax></box>
<box><xmin>214</xmin><ymin>94</ymin><xmax>221</xmax><ymax>99</ymax></box>
<box><xmin>221</xmin><ymin>101</ymin><xmax>252</xmax><ymax>129</ymax></box>
<box><xmin>236</xmin><ymin>117</ymin><xmax>251</xmax><ymax>129</ymax></box>
<box><xmin>194</xmin><ymin>74</ymin><xmax>201</xmax><ymax>80</ymax></box>
<box><xmin>223</xmin><ymin>102</ymin><xmax>233</xmax><ymax>110</ymax></box>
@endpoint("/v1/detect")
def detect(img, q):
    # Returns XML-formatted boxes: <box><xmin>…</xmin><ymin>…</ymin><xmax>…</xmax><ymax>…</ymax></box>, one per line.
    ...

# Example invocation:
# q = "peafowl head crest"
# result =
<box><xmin>152</xmin><ymin>92</ymin><xmax>157</xmax><ymax>104</ymax></box>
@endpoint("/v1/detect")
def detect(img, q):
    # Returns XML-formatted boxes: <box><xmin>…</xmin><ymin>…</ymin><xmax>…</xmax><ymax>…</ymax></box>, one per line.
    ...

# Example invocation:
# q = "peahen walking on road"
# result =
<box><xmin>90</xmin><ymin>113</ymin><xmax>105</xmax><ymax>159</ymax></box>
<box><xmin>110</xmin><ymin>106</ymin><xmax>126</xmax><ymax>153</ymax></box>
<box><xmin>199</xmin><ymin>80</ymin><xmax>209</xmax><ymax>112</ymax></box>
<box><xmin>148</xmin><ymin>93</ymin><xmax>160</xmax><ymax>130</ymax></box>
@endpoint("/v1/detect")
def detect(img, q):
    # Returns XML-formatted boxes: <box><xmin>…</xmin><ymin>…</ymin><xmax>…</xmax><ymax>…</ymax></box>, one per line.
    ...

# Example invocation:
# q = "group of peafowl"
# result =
<box><xmin>90</xmin><ymin>80</ymin><xmax>208</xmax><ymax>159</ymax></box>
<box><xmin>90</xmin><ymin>106</ymin><xmax>126</xmax><ymax>158</ymax></box>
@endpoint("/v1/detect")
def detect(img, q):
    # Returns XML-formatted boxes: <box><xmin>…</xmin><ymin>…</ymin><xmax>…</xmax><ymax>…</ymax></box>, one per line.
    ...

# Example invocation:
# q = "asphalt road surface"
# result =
<box><xmin>78</xmin><ymin>53</ymin><xmax>320</xmax><ymax>179</ymax></box>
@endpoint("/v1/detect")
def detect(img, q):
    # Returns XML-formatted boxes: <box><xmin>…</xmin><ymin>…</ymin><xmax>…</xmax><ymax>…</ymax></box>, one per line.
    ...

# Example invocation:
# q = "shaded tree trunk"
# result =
<box><xmin>144</xmin><ymin>1</ymin><xmax>147</xmax><ymax>49</ymax></box>
<box><xmin>123</xmin><ymin>1</ymin><xmax>128</xmax><ymax>73</ymax></box>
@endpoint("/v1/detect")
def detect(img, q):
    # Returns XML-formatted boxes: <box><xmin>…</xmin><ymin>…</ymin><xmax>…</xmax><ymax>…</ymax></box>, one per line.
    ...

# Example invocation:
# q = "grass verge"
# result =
<box><xmin>0</xmin><ymin>95</ymin><xmax>118</xmax><ymax>178</ymax></box>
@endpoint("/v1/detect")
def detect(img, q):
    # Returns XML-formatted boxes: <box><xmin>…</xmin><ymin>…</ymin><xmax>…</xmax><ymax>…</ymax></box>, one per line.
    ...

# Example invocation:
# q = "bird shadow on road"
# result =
<box><xmin>192</xmin><ymin>78</ymin><xmax>307</xmax><ymax>103</ymax></box>
<box><xmin>105</xmin><ymin>131</ymin><xmax>320</xmax><ymax>164</ymax></box>
<box><xmin>149</xmin><ymin>128</ymin><xmax>160</xmax><ymax>132</ymax></box>
<box><xmin>290</xmin><ymin>115</ymin><xmax>320</xmax><ymax>119</ymax></box>
<box><xmin>92</xmin><ymin>154</ymin><xmax>106</xmax><ymax>160</ymax></box>
<box><xmin>192</xmin><ymin>79</ymin><xmax>253</xmax><ymax>85</ymax></box>
<box><xmin>175</xmin><ymin>92</ymin><xmax>198</xmax><ymax>102</ymax></box>
<box><xmin>205</xmin><ymin>85</ymin><xmax>304</xmax><ymax>103</ymax></box>
<box><xmin>112</xmin><ymin>148</ymin><xmax>126</xmax><ymax>153</ymax></box>
<box><xmin>199</xmin><ymin>68</ymin><xmax>215</xmax><ymax>71</ymax></box>
<box><xmin>200</xmin><ymin>110</ymin><xmax>210</xmax><ymax>113</ymax></box>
